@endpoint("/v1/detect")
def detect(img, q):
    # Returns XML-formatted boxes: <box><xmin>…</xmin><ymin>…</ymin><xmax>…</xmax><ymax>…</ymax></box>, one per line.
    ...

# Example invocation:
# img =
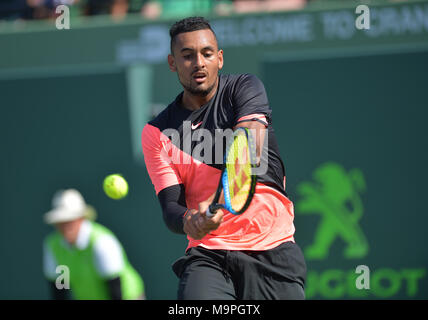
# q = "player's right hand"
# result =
<box><xmin>183</xmin><ymin>205</ymin><xmax>224</xmax><ymax>240</ymax></box>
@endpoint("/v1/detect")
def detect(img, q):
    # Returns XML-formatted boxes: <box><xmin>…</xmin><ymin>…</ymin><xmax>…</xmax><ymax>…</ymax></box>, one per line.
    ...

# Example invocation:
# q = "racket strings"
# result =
<box><xmin>226</xmin><ymin>133</ymin><xmax>253</xmax><ymax>211</ymax></box>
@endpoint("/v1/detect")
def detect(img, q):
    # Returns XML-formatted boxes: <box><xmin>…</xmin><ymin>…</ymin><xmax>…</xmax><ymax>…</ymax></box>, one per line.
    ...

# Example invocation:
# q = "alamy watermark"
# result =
<box><xmin>55</xmin><ymin>265</ymin><xmax>70</xmax><ymax>289</ymax></box>
<box><xmin>55</xmin><ymin>5</ymin><xmax>70</xmax><ymax>30</ymax></box>
<box><xmin>355</xmin><ymin>265</ymin><xmax>370</xmax><ymax>290</ymax></box>
<box><xmin>159</xmin><ymin>121</ymin><xmax>269</xmax><ymax>176</ymax></box>
<box><xmin>355</xmin><ymin>5</ymin><xmax>370</xmax><ymax>30</ymax></box>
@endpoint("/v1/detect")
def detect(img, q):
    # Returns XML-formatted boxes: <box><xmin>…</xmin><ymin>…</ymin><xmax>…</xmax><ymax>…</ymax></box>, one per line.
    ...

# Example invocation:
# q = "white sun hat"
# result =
<box><xmin>44</xmin><ymin>189</ymin><xmax>96</xmax><ymax>225</ymax></box>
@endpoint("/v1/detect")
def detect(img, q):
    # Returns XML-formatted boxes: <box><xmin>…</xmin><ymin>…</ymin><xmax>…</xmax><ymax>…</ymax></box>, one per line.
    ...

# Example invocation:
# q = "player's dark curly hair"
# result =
<box><xmin>169</xmin><ymin>16</ymin><xmax>217</xmax><ymax>53</ymax></box>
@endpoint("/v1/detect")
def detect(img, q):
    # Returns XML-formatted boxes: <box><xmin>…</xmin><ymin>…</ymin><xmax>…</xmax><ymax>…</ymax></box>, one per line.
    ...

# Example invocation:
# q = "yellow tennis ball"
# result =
<box><xmin>103</xmin><ymin>174</ymin><xmax>128</xmax><ymax>200</ymax></box>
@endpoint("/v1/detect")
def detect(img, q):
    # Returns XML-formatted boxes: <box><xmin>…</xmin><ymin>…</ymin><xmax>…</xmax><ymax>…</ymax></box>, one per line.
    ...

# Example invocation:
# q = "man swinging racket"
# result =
<box><xmin>141</xmin><ymin>16</ymin><xmax>306</xmax><ymax>300</ymax></box>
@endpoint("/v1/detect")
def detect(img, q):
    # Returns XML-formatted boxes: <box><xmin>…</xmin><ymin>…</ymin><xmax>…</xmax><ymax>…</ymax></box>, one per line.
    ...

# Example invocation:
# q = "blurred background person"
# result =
<box><xmin>110</xmin><ymin>0</ymin><xmax>129</xmax><ymax>19</ymax></box>
<box><xmin>83</xmin><ymin>0</ymin><xmax>115</xmax><ymax>16</ymax></box>
<box><xmin>233</xmin><ymin>0</ymin><xmax>307</xmax><ymax>13</ymax></box>
<box><xmin>43</xmin><ymin>189</ymin><xmax>145</xmax><ymax>300</ymax></box>
<box><xmin>25</xmin><ymin>0</ymin><xmax>83</xmax><ymax>20</ymax></box>
<box><xmin>0</xmin><ymin>0</ymin><xmax>309</xmax><ymax>21</ymax></box>
<box><xmin>140</xmin><ymin>0</ymin><xmax>234</xmax><ymax>20</ymax></box>
<box><xmin>0</xmin><ymin>0</ymin><xmax>37</xmax><ymax>20</ymax></box>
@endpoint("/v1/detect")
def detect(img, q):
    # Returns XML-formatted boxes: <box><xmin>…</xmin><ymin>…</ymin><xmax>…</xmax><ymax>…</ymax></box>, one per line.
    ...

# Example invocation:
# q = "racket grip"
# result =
<box><xmin>206</xmin><ymin>206</ymin><xmax>216</xmax><ymax>218</ymax></box>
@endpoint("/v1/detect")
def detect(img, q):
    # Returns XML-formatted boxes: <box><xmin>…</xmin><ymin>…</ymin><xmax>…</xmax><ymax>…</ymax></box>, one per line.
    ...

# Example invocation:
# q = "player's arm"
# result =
<box><xmin>157</xmin><ymin>184</ymin><xmax>187</xmax><ymax>234</ymax></box>
<box><xmin>232</xmin><ymin>74</ymin><xmax>270</xmax><ymax>164</ymax></box>
<box><xmin>158</xmin><ymin>184</ymin><xmax>223</xmax><ymax>239</ymax></box>
<box><xmin>142</xmin><ymin>124</ymin><xmax>190</xmax><ymax>234</ymax></box>
<box><xmin>234</xmin><ymin>120</ymin><xmax>266</xmax><ymax>165</ymax></box>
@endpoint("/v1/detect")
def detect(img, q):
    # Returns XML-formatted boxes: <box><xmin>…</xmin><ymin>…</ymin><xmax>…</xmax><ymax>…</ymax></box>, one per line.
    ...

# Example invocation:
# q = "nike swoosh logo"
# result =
<box><xmin>191</xmin><ymin>122</ymin><xmax>203</xmax><ymax>130</ymax></box>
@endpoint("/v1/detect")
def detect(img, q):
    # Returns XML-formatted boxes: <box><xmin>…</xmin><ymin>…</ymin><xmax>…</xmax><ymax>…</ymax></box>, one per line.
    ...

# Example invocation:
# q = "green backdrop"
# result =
<box><xmin>263</xmin><ymin>51</ymin><xmax>428</xmax><ymax>299</ymax></box>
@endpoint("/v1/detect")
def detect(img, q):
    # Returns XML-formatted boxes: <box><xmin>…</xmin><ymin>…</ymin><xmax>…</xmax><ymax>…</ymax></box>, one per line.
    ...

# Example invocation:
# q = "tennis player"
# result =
<box><xmin>141</xmin><ymin>17</ymin><xmax>306</xmax><ymax>299</ymax></box>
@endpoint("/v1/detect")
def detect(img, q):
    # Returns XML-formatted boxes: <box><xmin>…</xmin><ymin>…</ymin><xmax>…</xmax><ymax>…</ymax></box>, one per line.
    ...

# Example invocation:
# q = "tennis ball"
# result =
<box><xmin>103</xmin><ymin>174</ymin><xmax>128</xmax><ymax>200</ymax></box>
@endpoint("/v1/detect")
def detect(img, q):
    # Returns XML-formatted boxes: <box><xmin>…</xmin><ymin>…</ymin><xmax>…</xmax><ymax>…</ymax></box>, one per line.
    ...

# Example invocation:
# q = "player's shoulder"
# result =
<box><xmin>220</xmin><ymin>73</ymin><xmax>265</xmax><ymax>92</ymax></box>
<box><xmin>145</xmin><ymin>94</ymin><xmax>183</xmax><ymax>133</ymax></box>
<box><xmin>142</xmin><ymin>105</ymin><xmax>174</xmax><ymax>143</ymax></box>
<box><xmin>221</xmin><ymin>73</ymin><xmax>261</xmax><ymax>83</ymax></box>
<box><xmin>142</xmin><ymin>116</ymin><xmax>166</xmax><ymax>151</ymax></box>
<box><xmin>146</xmin><ymin>107</ymin><xmax>170</xmax><ymax>131</ymax></box>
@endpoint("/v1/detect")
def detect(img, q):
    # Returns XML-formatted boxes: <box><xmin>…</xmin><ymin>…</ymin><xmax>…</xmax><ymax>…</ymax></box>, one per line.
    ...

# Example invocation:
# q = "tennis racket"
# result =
<box><xmin>206</xmin><ymin>127</ymin><xmax>257</xmax><ymax>217</ymax></box>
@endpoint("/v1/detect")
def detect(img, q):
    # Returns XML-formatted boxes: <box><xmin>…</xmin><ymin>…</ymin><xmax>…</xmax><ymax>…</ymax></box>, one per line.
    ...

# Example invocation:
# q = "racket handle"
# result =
<box><xmin>206</xmin><ymin>205</ymin><xmax>216</xmax><ymax>218</ymax></box>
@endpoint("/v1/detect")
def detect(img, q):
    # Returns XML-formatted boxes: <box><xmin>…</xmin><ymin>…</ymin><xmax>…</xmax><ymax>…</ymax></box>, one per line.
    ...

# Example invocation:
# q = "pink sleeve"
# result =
<box><xmin>141</xmin><ymin>124</ymin><xmax>182</xmax><ymax>195</ymax></box>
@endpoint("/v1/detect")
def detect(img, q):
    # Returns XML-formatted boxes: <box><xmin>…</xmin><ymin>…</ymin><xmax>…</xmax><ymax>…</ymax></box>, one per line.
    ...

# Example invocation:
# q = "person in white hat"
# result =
<box><xmin>42</xmin><ymin>189</ymin><xmax>145</xmax><ymax>300</ymax></box>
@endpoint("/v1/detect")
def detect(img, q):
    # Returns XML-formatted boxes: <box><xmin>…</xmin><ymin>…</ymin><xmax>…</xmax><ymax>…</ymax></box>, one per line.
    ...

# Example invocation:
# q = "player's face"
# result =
<box><xmin>168</xmin><ymin>29</ymin><xmax>224</xmax><ymax>97</ymax></box>
<box><xmin>55</xmin><ymin>218</ymin><xmax>83</xmax><ymax>245</ymax></box>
